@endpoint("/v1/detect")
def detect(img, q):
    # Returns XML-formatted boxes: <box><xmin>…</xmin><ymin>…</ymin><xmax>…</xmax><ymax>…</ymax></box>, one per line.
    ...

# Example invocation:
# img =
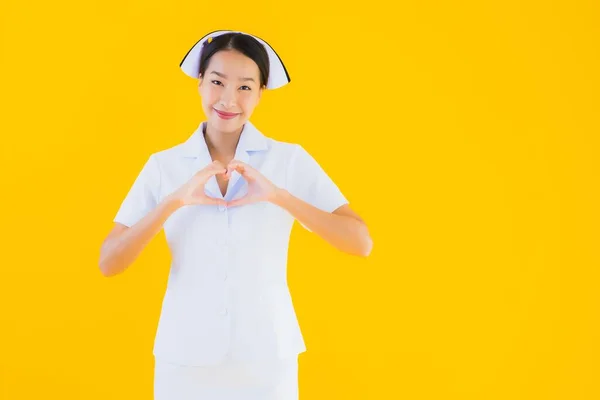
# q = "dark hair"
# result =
<box><xmin>198</xmin><ymin>32</ymin><xmax>270</xmax><ymax>88</ymax></box>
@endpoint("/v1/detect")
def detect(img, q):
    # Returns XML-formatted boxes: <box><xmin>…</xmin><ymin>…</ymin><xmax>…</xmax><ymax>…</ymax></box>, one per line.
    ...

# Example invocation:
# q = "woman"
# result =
<box><xmin>99</xmin><ymin>30</ymin><xmax>373</xmax><ymax>400</ymax></box>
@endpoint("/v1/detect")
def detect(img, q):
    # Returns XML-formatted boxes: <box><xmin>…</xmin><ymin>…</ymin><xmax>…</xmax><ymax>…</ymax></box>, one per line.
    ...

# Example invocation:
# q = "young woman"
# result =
<box><xmin>99</xmin><ymin>30</ymin><xmax>373</xmax><ymax>400</ymax></box>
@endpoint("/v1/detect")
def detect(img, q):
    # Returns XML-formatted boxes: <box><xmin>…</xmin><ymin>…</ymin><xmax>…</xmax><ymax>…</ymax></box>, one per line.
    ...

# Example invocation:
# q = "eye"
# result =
<box><xmin>240</xmin><ymin>85</ymin><xmax>251</xmax><ymax>91</ymax></box>
<box><xmin>211</xmin><ymin>80</ymin><xmax>223</xmax><ymax>86</ymax></box>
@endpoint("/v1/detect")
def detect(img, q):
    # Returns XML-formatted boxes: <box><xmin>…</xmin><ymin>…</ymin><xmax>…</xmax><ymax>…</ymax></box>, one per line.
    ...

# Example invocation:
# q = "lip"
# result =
<box><xmin>214</xmin><ymin>109</ymin><xmax>240</xmax><ymax>120</ymax></box>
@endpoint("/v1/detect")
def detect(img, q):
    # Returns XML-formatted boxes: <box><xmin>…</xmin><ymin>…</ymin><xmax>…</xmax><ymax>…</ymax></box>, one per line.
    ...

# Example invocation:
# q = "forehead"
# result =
<box><xmin>206</xmin><ymin>50</ymin><xmax>260</xmax><ymax>79</ymax></box>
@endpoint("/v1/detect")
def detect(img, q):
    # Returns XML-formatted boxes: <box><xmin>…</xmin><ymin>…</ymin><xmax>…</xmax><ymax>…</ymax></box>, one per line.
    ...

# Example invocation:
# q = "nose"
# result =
<box><xmin>219</xmin><ymin>86</ymin><xmax>238</xmax><ymax>109</ymax></box>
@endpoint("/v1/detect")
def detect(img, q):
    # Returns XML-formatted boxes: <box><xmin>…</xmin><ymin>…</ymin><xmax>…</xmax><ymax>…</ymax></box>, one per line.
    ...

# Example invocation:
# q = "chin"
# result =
<box><xmin>210</xmin><ymin>116</ymin><xmax>246</xmax><ymax>132</ymax></box>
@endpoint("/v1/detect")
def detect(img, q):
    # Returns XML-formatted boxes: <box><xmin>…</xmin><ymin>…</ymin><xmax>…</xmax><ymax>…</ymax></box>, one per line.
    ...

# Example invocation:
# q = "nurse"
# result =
<box><xmin>99</xmin><ymin>30</ymin><xmax>373</xmax><ymax>400</ymax></box>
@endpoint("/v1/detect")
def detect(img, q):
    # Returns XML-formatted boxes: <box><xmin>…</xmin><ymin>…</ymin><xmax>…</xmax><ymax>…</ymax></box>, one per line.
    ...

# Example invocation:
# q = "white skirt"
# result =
<box><xmin>153</xmin><ymin>355</ymin><xmax>299</xmax><ymax>400</ymax></box>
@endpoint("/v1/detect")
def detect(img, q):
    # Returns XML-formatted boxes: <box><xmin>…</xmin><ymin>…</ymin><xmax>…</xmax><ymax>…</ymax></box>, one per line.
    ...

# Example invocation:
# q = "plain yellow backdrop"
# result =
<box><xmin>1</xmin><ymin>0</ymin><xmax>599</xmax><ymax>399</ymax></box>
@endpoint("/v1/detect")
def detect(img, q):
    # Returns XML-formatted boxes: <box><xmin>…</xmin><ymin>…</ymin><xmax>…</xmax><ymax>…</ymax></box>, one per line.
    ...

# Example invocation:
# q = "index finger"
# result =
<box><xmin>227</xmin><ymin>160</ymin><xmax>255</xmax><ymax>175</ymax></box>
<box><xmin>206</xmin><ymin>160</ymin><xmax>227</xmax><ymax>172</ymax></box>
<box><xmin>196</xmin><ymin>162</ymin><xmax>226</xmax><ymax>179</ymax></box>
<box><xmin>209</xmin><ymin>160</ymin><xmax>226</xmax><ymax>169</ymax></box>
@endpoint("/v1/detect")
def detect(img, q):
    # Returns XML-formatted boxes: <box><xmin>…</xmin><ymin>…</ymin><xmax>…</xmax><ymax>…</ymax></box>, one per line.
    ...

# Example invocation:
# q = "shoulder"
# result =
<box><xmin>264</xmin><ymin>137</ymin><xmax>303</xmax><ymax>159</ymax></box>
<box><xmin>263</xmin><ymin>139</ymin><xmax>324</xmax><ymax>177</ymax></box>
<box><xmin>260</xmin><ymin>131</ymin><xmax>322</xmax><ymax>165</ymax></box>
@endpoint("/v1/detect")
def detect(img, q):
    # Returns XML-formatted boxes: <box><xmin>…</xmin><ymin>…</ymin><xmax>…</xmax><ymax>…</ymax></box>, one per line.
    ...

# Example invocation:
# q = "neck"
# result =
<box><xmin>203</xmin><ymin>122</ymin><xmax>243</xmax><ymax>158</ymax></box>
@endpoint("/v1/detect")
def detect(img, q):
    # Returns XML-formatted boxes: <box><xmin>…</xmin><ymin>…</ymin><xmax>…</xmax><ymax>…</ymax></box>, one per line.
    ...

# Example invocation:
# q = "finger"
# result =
<box><xmin>227</xmin><ymin>159</ymin><xmax>250</xmax><ymax>169</ymax></box>
<box><xmin>226</xmin><ymin>196</ymin><xmax>257</xmax><ymax>208</ymax></box>
<box><xmin>207</xmin><ymin>160</ymin><xmax>227</xmax><ymax>172</ymax></box>
<box><xmin>195</xmin><ymin>165</ymin><xmax>224</xmax><ymax>179</ymax></box>
<box><xmin>223</xmin><ymin>164</ymin><xmax>241</xmax><ymax>181</ymax></box>
<box><xmin>227</xmin><ymin>161</ymin><xmax>255</xmax><ymax>179</ymax></box>
<box><xmin>211</xmin><ymin>160</ymin><xmax>225</xmax><ymax>168</ymax></box>
<box><xmin>205</xmin><ymin>163</ymin><xmax>227</xmax><ymax>177</ymax></box>
<box><xmin>211</xmin><ymin>160</ymin><xmax>227</xmax><ymax>170</ymax></box>
<box><xmin>201</xmin><ymin>196</ymin><xmax>227</xmax><ymax>206</ymax></box>
<box><xmin>224</xmin><ymin>166</ymin><xmax>234</xmax><ymax>180</ymax></box>
<box><xmin>211</xmin><ymin>167</ymin><xmax>228</xmax><ymax>176</ymax></box>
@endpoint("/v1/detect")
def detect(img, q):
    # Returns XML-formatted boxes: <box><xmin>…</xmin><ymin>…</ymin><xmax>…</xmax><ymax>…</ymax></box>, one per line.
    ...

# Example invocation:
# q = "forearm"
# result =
<box><xmin>99</xmin><ymin>196</ymin><xmax>182</xmax><ymax>277</ymax></box>
<box><xmin>272</xmin><ymin>189</ymin><xmax>373</xmax><ymax>257</ymax></box>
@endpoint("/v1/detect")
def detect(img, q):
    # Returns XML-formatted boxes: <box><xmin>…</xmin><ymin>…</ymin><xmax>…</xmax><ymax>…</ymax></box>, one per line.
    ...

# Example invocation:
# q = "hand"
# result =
<box><xmin>168</xmin><ymin>161</ymin><xmax>228</xmax><ymax>207</ymax></box>
<box><xmin>225</xmin><ymin>160</ymin><xmax>280</xmax><ymax>207</ymax></box>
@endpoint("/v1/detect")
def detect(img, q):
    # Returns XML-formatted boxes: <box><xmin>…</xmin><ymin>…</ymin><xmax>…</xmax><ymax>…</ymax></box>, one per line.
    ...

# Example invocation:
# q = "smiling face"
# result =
<box><xmin>198</xmin><ymin>49</ymin><xmax>264</xmax><ymax>134</ymax></box>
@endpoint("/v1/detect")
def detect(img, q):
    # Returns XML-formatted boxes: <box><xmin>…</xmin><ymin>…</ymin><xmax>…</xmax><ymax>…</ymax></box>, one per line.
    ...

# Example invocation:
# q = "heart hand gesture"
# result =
<box><xmin>169</xmin><ymin>161</ymin><xmax>228</xmax><ymax>207</ymax></box>
<box><xmin>225</xmin><ymin>160</ymin><xmax>280</xmax><ymax>207</ymax></box>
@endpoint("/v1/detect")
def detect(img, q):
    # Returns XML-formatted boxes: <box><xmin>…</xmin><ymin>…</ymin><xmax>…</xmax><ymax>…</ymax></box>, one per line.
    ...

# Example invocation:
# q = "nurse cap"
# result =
<box><xmin>179</xmin><ymin>30</ymin><xmax>291</xmax><ymax>89</ymax></box>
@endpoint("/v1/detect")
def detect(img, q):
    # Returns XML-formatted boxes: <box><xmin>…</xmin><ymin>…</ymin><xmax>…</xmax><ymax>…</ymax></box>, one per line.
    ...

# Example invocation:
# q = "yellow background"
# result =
<box><xmin>1</xmin><ymin>0</ymin><xmax>599</xmax><ymax>399</ymax></box>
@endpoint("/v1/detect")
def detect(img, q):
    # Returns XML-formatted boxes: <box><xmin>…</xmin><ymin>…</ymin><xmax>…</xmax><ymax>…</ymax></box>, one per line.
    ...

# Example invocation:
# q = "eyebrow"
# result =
<box><xmin>209</xmin><ymin>71</ymin><xmax>255</xmax><ymax>82</ymax></box>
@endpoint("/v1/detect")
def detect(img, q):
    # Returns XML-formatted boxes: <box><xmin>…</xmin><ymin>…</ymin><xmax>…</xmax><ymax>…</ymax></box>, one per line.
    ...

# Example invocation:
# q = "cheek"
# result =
<box><xmin>199</xmin><ymin>85</ymin><xmax>218</xmax><ymax>103</ymax></box>
<box><xmin>204</xmin><ymin>98</ymin><xmax>221</xmax><ymax>114</ymax></box>
<box><xmin>240</xmin><ymin>93</ymin><xmax>259</xmax><ymax>111</ymax></box>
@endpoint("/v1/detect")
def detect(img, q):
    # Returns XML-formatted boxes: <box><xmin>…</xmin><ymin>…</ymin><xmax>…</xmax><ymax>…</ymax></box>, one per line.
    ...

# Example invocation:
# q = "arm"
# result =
<box><xmin>100</xmin><ymin>159</ymin><xmax>228</xmax><ymax>277</ymax></box>
<box><xmin>99</xmin><ymin>196</ymin><xmax>181</xmax><ymax>277</ymax></box>
<box><xmin>226</xmin><ymin>146</ymin><xmax>373</xmax><ymax>257</ymax></box>
<box><xmin>272</xmin><ymin>189</ymin><xmax>373</xmax><ymax>257</ymax></box>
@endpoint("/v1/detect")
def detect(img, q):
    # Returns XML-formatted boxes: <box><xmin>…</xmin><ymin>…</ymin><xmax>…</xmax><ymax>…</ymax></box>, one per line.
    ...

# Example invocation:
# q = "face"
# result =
<box><xmin>198</xmin><ymin>49</ymin><xmax>264</xmax><ymax>134</ymax></box>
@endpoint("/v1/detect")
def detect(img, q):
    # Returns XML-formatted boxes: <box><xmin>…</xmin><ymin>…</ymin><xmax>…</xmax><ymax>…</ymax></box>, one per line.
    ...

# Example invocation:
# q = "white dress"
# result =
<box><xmin>153</xmin><ymin>354</ymin><xmax>298</xmax><ymax>400</ymax></box>
<box><xmin>113</xmin><ymin>120</ymin><xmax>348</xmax><ymax>399</ymax></box>
<box><xmin>153</xmin><ymin>286</ymin><xmax>299</xmax><ymax>400</ymax></box>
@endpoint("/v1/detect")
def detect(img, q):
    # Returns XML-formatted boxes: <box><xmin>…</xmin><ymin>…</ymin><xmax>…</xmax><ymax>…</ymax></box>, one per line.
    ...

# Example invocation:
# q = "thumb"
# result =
<box><xmin>227</xmin><ymin>195</ymin><xmax>257</xmax><ymax>208</ymax></box>
<box><xmin>201</xmin><ymin>195</ymin><xmax>227</xmax><ymax>207</ymax></box>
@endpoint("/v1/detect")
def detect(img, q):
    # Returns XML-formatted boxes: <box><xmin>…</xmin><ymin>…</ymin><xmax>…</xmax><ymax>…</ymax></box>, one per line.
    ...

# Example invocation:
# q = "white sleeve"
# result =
<box><xmin>113</xmin><ymin>154</ymin><xmax>161</xmax><ymax>227</ymax></box>
<box><xmin>286</xmin><ymin>145</ymin><xmax>348</xmax><ymax>230</ymax></box>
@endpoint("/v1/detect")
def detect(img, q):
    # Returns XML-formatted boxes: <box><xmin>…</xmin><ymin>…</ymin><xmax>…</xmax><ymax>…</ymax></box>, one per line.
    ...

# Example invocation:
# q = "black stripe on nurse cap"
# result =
<box><xmin>179</xmin><ymin>30</ymin><xmax>291</xmax><ymax>90</ymax></box>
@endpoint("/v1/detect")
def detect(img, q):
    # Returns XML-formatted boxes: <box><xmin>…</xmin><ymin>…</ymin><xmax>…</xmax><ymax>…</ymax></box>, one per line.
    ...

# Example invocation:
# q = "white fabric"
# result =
<box><xmin>153</xmin><ymin>356</ymin><xmax>298</xmax><ymax>400</ymax></box>
<box><xmin>113</xmin><ymin>120</ymin><xmax>348</xmax><ymax>367</ymax></box>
